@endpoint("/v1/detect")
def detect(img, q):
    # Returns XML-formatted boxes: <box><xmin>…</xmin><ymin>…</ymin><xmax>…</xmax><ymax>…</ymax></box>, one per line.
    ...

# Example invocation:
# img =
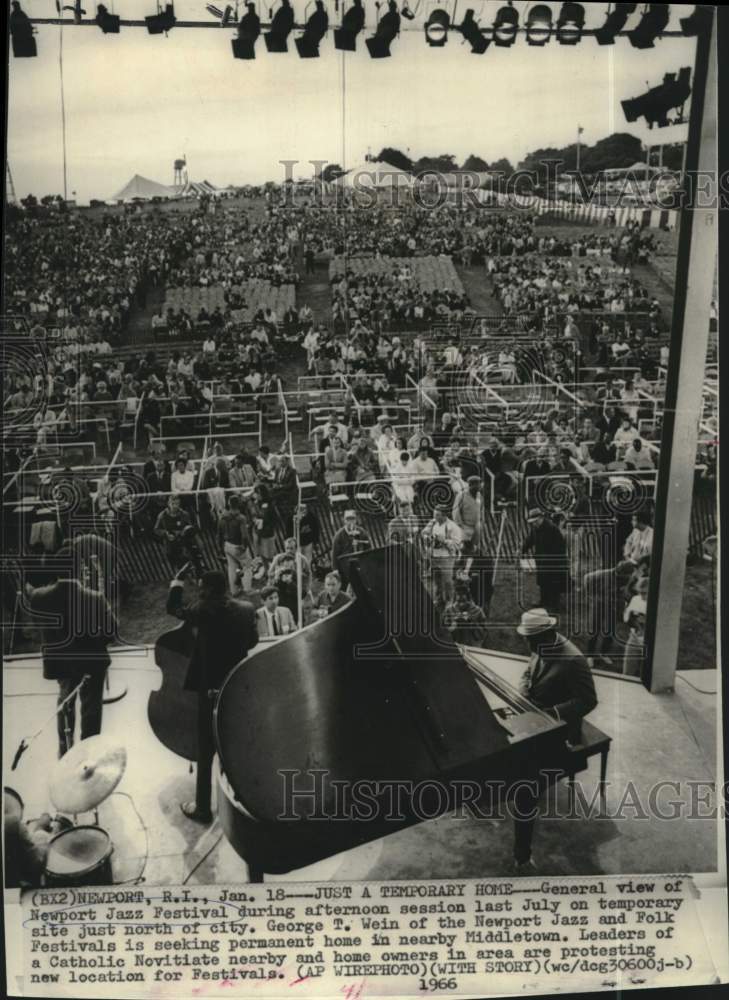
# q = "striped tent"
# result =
<box><xmin>176</xmin><ymin>179</ymin><xmax>220</xmax><ymax>198</ymax></box>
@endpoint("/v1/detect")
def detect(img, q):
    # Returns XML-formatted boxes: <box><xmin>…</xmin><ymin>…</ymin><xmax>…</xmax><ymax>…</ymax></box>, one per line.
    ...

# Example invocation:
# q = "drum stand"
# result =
<box><xmin>103</xmin><ymin>666</ymin><xmax>128</xmax><ymax>706</ymax></box>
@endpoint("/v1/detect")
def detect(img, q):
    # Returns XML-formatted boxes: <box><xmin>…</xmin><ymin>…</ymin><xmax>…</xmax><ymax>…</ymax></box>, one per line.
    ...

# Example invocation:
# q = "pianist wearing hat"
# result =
<box><xmin>512</xmin><ymin>607</ymin><xmax>598</xmax><ymax>873</ymax></box>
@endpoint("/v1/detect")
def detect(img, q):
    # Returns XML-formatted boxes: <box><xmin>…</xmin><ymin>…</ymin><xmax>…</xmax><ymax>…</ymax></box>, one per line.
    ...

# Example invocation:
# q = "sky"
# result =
<box><xmin>6</xmin><ymin>1</ymin><xmax>698</xmax><ymax>204</ymax></box>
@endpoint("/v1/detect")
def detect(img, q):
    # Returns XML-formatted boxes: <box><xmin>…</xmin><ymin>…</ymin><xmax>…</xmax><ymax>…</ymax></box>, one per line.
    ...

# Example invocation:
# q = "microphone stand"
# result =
<box><xmin>84</xmin><ymin>555</ymin><xmax>127</xmax><ymax>706</ymax></box>
<box><xmin>12</xmin><ymin>674</ymin><xmax>90</xmax><ymax>770</ymax></box>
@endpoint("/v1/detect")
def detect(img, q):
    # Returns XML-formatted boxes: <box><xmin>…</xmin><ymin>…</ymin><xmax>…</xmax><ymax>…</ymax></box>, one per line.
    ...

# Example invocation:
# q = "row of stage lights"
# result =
<box><xmin>10</xmin><ymin>2</ymin><xmax>709</xmax><ymax>61</ymax></box>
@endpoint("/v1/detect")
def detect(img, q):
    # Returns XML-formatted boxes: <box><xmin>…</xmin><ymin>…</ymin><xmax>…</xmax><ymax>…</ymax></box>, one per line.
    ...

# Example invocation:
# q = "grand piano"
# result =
<box><xmin>213</xmin><ymin>544</ymin><xmax>603</xmax><ymax>881</ymax></box>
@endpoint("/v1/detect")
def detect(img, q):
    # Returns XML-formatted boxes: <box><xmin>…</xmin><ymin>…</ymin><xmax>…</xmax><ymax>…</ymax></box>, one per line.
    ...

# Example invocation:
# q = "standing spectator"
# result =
<box><xmin>583</xmin><ymin>560</ymin><xmax>635</xmax><ymax>667</ymax></box>
<box><xmin>521</xmin><ymin>508</ymin><xmax>569</xmax><ymax>612</ymax></box>
<box><xmin>452</xmin><ymin>476</ymin><xmax>483</xmax><ymax>554</ymax></box>
<box><xmin>218</xmin><ymin>495</ymin><xmax>252</xmax><ymax>596</ymax></box>
<box><xmin>422</xmin><ymin>504</ymin><xmax>463</xmax><ymax>608</ymax></box>
<box><xmin>313</xmin><ymin>571</ymin><xmax>351</xmax><ymax>619</ymax></box>
<box><xmin>249</xmin><ymin>484</ymin><xmax>277</xmax><ymax>561</ymax></box>
<box><xmin>154</xmin><ymin>493</ymin><xmax>193</xmax><ymax>570</ymax></box>
<box><xmin>388</xmin><ymin>499</ymin><xmax>420</xmax><ymax>546</ymax></box>
<box><xmin>331</xmin><ymin>510</ymin><xmax>372</xmax><ymax>587</ymax></box>
<box><xmin>622</xmin><ymin>578</ymin><xmax>649</xmax><ymax>677</ymax></box>
<box><xmin>269</xmin><ymin>537</ymin><xmax>311</xmax><ymax>592</ymax></box>
<box><xmin>442</xmin><ymin>582</ymin><xmax>488</xmax><ymax>648</ymax></box>
<box><xmin>324</xmin><ymin>436</ymin><xmax>349</xmax><ymax>485</ymax></box>
<box><xmin>289</xmin><ymin>502</ymin><xmax>320</xmax><ymax>563</ymax></box>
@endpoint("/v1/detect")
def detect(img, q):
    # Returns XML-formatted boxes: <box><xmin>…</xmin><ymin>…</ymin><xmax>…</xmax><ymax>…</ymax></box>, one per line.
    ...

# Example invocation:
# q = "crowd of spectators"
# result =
<box><xmin>487</xmin><ymin>253</ymin><xmax>661</xmax><ymax>322</ymax></box>
<box><xmin>3</xmin><ymin>197</ymin><xmax>690</xmax><ymax>673</ymax></box>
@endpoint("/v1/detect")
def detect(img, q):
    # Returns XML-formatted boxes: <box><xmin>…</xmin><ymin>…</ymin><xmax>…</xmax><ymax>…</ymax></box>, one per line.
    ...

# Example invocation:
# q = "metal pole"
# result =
<box><xmin>643</xmin><ymin>11</ymin><xmax>716</xmax><ymax>692</ymax></box>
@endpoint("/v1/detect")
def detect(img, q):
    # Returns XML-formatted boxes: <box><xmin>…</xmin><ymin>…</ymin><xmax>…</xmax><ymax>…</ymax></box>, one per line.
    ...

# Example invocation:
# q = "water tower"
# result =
<box><xmin>173</xmin><ymin>156</ymin><xmax>187</xmax><ymax>190</ymax></box>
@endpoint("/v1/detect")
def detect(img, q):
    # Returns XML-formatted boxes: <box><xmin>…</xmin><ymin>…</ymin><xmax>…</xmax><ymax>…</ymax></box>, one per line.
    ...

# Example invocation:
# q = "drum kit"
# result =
<box><xmin>5</xmin><ymin>736</ymin><xmax>127</xmax><ymax>888</ymax></box>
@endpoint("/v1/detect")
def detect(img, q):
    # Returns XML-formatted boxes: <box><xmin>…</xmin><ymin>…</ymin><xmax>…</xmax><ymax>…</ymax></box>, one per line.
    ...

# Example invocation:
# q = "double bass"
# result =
<box><xmin>149</xmin><ymin>617</ymin><xmax>198</xmax><ymax>762</ymax></box>
<box><xmin>212</xmin><ymin>544</ymin><xmax>589</xmax><ymax>882</ymax></box>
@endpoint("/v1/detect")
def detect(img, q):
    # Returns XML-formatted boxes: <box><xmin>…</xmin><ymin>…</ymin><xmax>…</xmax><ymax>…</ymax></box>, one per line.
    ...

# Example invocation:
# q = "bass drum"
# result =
<box><xmin>44</xmin><ymin>826</ymin><xmax>113</xmax><ymax>888</ymax></box>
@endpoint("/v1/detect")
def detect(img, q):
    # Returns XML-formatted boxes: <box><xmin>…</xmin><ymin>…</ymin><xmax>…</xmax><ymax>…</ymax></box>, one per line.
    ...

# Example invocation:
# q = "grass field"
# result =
<box><xmin>108</xmin><ymin>557</ymin><xmax>715</xmax><ymax>675</ymax></box>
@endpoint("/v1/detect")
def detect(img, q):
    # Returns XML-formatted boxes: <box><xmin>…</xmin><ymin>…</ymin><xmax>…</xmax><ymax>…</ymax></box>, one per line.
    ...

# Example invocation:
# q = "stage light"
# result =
<box><xmin>680</xmin><ymin>6</ymin><xmax>711</xmax><ymax>37</ymax></box>
<box><xmin>295</xmin><ymin>0</ymin><xmax>329</xmax><ymax>56</ymax></box>
<box><xmin>401</xmin><ymin>2</ymin><xmax>415</xmax><ymax>18</ymax></box>
<box><xmin>61</xmin><ymin>1</ymin><xmax>86</xmax><ymax>23</ymax></box>
<box><xmin>365</xmin><ymin>1</ymin><xmax>400</xmax><ymax>58</ymax></box>
<box><xmin>221</xmin><ymin>3</ymin><xmax>234</xmax><ymax>23</ymax></box>
<box><xmin>232</xmin><ymin>2</ymin><xmax>261</xmax><ymax>58</ymax></box>
<box><xmin>206</xmin><ymin>3</ymin><xmax>235</xmax><ymax>24</ymax></box>
<box><xmin>146</xmin><ymin>2</ymin><xmax>176</xmax><ymax>33</ymax></box>
<box><xmin>459</xmin><ymin>8</ymin><xmax>491</xmax><ymax>53</ymax></box>
<box><xmin>621</xmin><ymin>67</ymin><xmax>691</xmax><ymax>129</ymax></box>
<box><xmin>526</xmin><ymin>4</ymin><xmax>552</xmax><ymax>46</ymax></box>
<box><xmin>265</xmin><ymin>0</ymin><xmax>295</xmax><ymax>51</ymax></box>
<box><xmin>425</xmin><ymin>8</ymin><xmax>450</xmax><ymax>47</ymax></box>
<box><xmin>594</xmin><ymin>3</ymin><xmax>637</xmax><ymax>44</ymax></box>
<box><xmin>556</xmin><ymin>2</ymin><xmax>584</xmax><ymax>44</ymax></box>
<box><xmin>96</xmin><ymin>3</ymin><xmax>120</xmax><ymax>32</ymax></box>
<box><xmin>628</xmin><ymin>3</ymin><xmax>669</xmax><ymax>49</ymax></box>
<box><xmin>10</xmin><ymin>1</ymin><xmax>37</xmax><ymax>56</ymax></box>
<box><xmin>334</xmin><ymin>0</ymin><xmax>365</xmax><ymax>51</ymax></box>
<box><xmin>493</xmin><ymin>2</ymin><xmax>518</xmax><ymax>47</ymax></box>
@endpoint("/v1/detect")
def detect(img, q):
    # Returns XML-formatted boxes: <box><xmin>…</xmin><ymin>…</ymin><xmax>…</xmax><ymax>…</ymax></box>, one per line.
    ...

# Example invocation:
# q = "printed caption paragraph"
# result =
<box><xmin>22</xmin><ymin>877</ymin><xmax>718</xmax><ymax>997</ymax></box>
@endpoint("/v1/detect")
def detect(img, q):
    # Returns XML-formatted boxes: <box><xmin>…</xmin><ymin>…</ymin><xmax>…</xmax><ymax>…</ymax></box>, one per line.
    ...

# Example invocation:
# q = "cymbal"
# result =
<box><xmin>49</xmin><ymin>736</ymin><xmax>127</xmax><ymax>814</ymax></box>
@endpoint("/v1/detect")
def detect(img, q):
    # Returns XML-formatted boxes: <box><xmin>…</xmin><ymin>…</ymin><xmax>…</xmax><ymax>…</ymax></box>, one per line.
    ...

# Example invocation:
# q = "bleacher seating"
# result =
<box><xmin>164</xmin><ymin>280</ymin><xmax>296</xmax><ymax>324</ymax></box>
<box><xmin>329</xmin><ymin>255</ymin><xmax>465</xmax><ymax>295</ymax></box>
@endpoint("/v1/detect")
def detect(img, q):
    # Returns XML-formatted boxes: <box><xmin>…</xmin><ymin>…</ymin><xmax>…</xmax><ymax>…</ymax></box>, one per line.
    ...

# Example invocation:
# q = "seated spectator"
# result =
<box><xmin>623</xmin><ymin>511</ymin><xmax>654</xmax><ymax>562</ymax></box>
<box><xmin>325</xmin><ymin>436</ymin><xmax>349</xmax><ymax>485</ymax></box>
<box><xmin>410</xmin><ymin>444</ymin><xmax>440</xmax><ymax>486</ymax></box>
<box><xmin>348</xmin><ymin>434</ymin><xmax>378</xmax><ymax>481</ymax></box>
<box><xmin>613</xmin><ymin>417</ymin><xmax>639</xmax><ymax>454</ymax></box>
<box><xmin>390</xmin><ymin>451</ymin><xmax>416</xmax><ymax>506</ymax></box>
<box><xmin>624</xmin><ymin>438</ymin><xmax>654</xmax><ymax>470</ymax></box>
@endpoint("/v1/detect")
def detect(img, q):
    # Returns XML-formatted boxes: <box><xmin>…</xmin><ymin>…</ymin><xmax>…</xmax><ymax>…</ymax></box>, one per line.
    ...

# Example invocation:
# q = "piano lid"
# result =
<box><xmin>213</xmin><ymin>545</ymin><xmax>514</xmax><ymax>824</ymax></box>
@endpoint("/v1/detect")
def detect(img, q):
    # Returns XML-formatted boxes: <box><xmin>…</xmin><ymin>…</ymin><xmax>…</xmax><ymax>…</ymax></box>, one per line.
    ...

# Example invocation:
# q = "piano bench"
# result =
<box><xmin>564</xmin><ymin>720</ymin><xmax>611</xmax><ymax>817</ymax></box>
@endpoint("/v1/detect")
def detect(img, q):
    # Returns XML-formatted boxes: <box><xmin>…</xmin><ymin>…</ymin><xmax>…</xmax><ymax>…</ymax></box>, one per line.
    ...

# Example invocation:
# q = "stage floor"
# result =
<box><xmin>2</xmin><ymin>645</ymin><xmax>720</xmax><ymax>884</ymax></box>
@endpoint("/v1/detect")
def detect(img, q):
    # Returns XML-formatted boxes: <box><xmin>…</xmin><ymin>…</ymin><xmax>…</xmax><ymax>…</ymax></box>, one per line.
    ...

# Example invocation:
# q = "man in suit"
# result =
<box><xmin>521</xmin><ymin>508</ymin><xmax>568</xmax><ymax>612</ymax></box>
<box><xmin>166</xmin><ymin>569</ymin><xmax>258</xmax><ymax>823</ymax></box>
<box><xmin>26</xmin><ymin>551</ymin><xmax>118</xmax><ymax>759</ymax></box>
<box><xmin>511</xmin><ymin>607</ymin><xmax>598</xmax><ymax>873</ymax></box>
<box><xmin>256</xmin><ymin>586</ymin><xmax>296</xmax><ymax>637</ymax></box>
<box><xmin>271</xmin><ymin>455</ymin><xmax>297</xmax><ymax>513</ymax></box>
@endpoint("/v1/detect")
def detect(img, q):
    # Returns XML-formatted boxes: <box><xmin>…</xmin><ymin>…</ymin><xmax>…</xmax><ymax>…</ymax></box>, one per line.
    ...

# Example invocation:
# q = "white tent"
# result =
<box><xmin>332</xmin><ymin>161</ymin><xmax>414</xmax><ymax>190</ymax></box>
<box><xmin>111</xmin><ymin>174</ymin><xmax>177</xmax><ymax>202</ymax></box>
<box><xmin>602</xmin><ymin>162</ymin><xmax>663</xmax><ymax>179</ymax></box>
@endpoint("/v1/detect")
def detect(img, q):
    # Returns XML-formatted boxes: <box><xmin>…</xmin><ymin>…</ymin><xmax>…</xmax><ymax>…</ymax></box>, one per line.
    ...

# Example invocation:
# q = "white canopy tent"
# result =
<box><xmin>331</xmin><ymin>161</ymin><xmax>414</xmax><ymax>190</ymax></box>
<box><xmin>111</xmin><ymin>174</ymin><xmax>177</xmax><ymax>202</ymax></box>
